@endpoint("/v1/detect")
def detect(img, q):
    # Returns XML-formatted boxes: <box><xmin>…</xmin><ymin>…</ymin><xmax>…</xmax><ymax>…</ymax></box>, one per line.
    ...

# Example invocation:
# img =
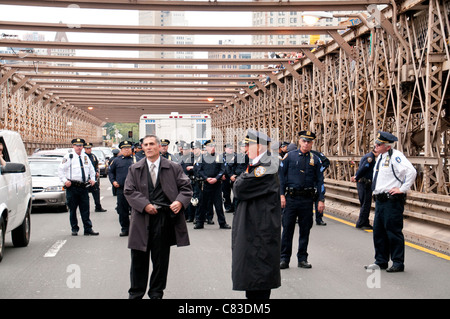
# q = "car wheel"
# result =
<box><xmin>0</xmin><ymin>216</ymin><xmax>5</xmax><ymax>262</ymax></box>
<box><xmin>11</xmin><ymin>205</ymin><xmax>31</xmax><ymax>248</ymax></box>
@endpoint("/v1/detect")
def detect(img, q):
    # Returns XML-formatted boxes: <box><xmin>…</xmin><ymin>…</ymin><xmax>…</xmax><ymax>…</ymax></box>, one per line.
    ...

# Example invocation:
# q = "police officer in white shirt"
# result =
<box><xmin>365</xmin><ymin>131</ymin><xmax>416</xmax><ymax>273</ymax></box>
<box><xmin>58</xmin><ymin>138</ymin><xmax>99</xmax><ymax>236</ymax></box>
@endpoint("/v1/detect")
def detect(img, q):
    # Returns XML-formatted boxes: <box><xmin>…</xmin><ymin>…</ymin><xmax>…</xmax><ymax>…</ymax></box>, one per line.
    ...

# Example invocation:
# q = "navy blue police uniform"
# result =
<box><xmin>354</xmin><ymin>150</ymin><xmax>378</xmax><ymax>229</ymax></box>
<box><xmin>84</xmin><ymin>142</ymin><xmax>107</xmax><ymax>212</ymax></box>
<box><xmin>222</xmin><ymin>144</ymin><xmax>237</xmax><ymax>212</ymax></box>
<box><xmin>178</xmin><ymin>141</ymin><xmax>196</xmax><ymax>222</ymax></box>
<box><xmin>194</xmin><ymin>140</ymin><xmax>231</xmax><ymax>229</ymax></box>
<box><xmin>311</xmin><ymin>150</ymin><xmax>329</xmax><ymax>226</ymax></box>
<box><xmin>108</xmin><ymin>140</ymin><xmax>135</xmax><ymax>236</ymax></box>
<box><xmin>279</xmin><ymin>131</ymin><xmax>325</xmax><ymax>269</ymax></box>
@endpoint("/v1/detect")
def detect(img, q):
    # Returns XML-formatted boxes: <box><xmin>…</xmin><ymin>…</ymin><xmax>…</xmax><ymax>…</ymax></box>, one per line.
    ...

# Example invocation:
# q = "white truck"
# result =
<box><xmin>0</xmin><ymin>130</ymin><xmax>33</xmax><ymax>262</ymax></box>
<box><xmin>139</xmin><ymin>112</ymin><xmax>211</xmax><ymax>154</ymax></box>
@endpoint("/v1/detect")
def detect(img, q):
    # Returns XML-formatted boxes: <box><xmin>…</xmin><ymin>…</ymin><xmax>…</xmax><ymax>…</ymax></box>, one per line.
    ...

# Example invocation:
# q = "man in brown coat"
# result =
<box><xmin>124</xmin><ymin>135</ymin><xmax>192</xmax><ymax>299</ymax></box>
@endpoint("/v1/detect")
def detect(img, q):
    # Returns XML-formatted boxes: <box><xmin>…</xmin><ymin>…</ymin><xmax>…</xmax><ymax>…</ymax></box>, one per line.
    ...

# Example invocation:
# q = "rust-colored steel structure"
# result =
<box><xmin>1</xmin><ymin>0</ymin><xmax>450</xmax><ymax>252</ymax></box>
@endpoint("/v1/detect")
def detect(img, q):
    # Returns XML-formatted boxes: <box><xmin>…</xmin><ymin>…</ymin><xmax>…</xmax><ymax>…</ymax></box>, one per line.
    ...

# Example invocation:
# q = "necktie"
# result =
<box><xmin>150</xmin><ymin>163</ymin><xmax>157</xmax><ymax>186</ymax></box>
<box><xmin>372</xmin><ymin>155</ymin><xmax>382</xmax><ymax>191</ymax></box>
<box><xmin>79</xmin><ymin>156</ymin><xmax>86</xmax><ymax>182</ymax></box>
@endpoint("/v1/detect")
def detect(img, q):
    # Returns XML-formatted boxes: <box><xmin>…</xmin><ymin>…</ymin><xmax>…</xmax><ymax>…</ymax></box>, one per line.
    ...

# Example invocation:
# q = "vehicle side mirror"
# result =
<box><xmin>1</xmin><ymin>162</ymin><xmax>26</xmax><ymax>174</ymax></box>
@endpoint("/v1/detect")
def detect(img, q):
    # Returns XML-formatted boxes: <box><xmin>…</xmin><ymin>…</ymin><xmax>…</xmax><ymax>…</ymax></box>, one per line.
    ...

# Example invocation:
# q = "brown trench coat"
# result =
<box><xmin>124</xmin><ymin>156</ymin><xmax>192</xmax><ymax>252</ymax></box>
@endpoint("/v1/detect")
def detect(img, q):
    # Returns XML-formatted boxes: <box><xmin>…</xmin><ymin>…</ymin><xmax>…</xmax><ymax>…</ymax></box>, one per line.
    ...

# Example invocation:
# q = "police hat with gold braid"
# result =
<box><xmin>84</xmin><ymin>142</ymin><xmax>93</xmax><ymax>148</ymax></box>
<box><xmin>245</xmin><ymin>129</ymin><xmax>271</xmax><ymax>144</ymax></box>
<box><xmin>160</xmin><ymin>139</ymin><xmax>170</xmax><ymax>146</ymax></box>
<box><xmin>203</xmin><ymin>139</ymin><xmax>216</xmax><ymax>147</ymax></box>
<box><xmin>71</xmin><ymin>138</ymin><xmax>85</xmax><ymax>145</ymax></box>
<box><xmin>298</xmin><ymin>130</ymin><xmax>316</xmax><ymax>141</ymax></box>
<box><xmin>119</xmin><ymin>140</ymin><xmax>133</xmax><ymax>149</ymax></box>
<box><xmin>375</xmin><ymin>131</ymin><xmax>398</xmax><ymax>144</ymax></box>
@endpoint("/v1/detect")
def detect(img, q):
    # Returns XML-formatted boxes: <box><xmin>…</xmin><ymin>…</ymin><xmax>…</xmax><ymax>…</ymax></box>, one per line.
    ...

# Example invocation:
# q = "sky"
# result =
<box><xmin>0</xmin><ymin>4</ymin><xmax>253</xmax><ymax>58</ymax></box>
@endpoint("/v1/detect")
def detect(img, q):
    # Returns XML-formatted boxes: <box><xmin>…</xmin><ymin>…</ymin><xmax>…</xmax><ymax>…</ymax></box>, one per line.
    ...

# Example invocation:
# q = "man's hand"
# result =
<box><xmin>389</xmin><ymin>187</ymin><xmax>403</xmax><ymax>195</ymax></box>
<box><xmin>280</xmin><ymin>195</ymin><xmax>286</xmax><ymax>208</ymax></box>
<box><xmin>317</xmin><ymin>200</ymin><xmax>325</xmax><ymax>213</ymax></box>
<box><xmin>207</xmin><ymin>177</ymin><xmax>217</xmax><ymax>184</ymax></box>
<box><xmin>170</xmin><ymin>201</ymin><xmax>183</xmax><ymax>215</ymax></box>
<box><xmin>112</xmin><ymin>181</ymin><xmax>120</xmax><ymax>188</ymax></box>
<box><xmin>144</xmin><ymin>204</ymin><xmax>158</xmax><ymax>215</ymax></box>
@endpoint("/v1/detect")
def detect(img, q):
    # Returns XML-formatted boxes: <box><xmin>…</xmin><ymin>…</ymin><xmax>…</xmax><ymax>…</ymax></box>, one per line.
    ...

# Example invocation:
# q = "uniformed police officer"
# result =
<box><xmin>108</xmin><ymin>140</ymin><xmax>135</xmax><ymax>236</ymax></box>
<box><xmin>190</xmin><ymin>141</ymin><xmax>204</xmax><ymax>222</ymax></box>
<box><xmin>178</xmin><ymin>141</ymin><xmax>196</xmax><ymax>222</ymax></box>
<box><xmin>222</xmin><ymin>143</ymin><xmax>236</xmax><ymax>213</ymax></box>
<box><xmin>311</xmin><ymin>150</ymin><xmax>329</xmax><ymax>226</ymax></box>
<box><xmin>160</xmin><ymin>139</ymin><xmax>175</xmax><ymax>161</ymax></box>
<box><xmin>58</xmin><ymin>138</ymin><xmax>99</xmax><ymax>236</ymax></box>
<box><xmin>279</xmin><ymin>131</ymin><xmax>325</xmax><ymax>269</ymax></box>
<box><xmin>365</xmin><ymin>131</ymin><xmax>416</xmax><ymax>273</ymax></box>
<box><xmin>194</xmin><ymin>140</ymin><xmax>231</xmax><ymax>229</ymax></box>
<box><xmin>279</xmin><ymin>141</ymin><xmax>289</xmax><ymax>160</ymax></box>
<box><xmin>84</xmin><ymin>142</ymin><xmax>107</xmax><ymax>212</ymax></box>
<box><xmin>134</xmin><ymin>139</ymin><xmax>145</xmax><ymax>161</ymax></box>
<box><xmin>351</xmin><ymin>148</ymin><xmax>379</xmax><ymax>229</ymax></box>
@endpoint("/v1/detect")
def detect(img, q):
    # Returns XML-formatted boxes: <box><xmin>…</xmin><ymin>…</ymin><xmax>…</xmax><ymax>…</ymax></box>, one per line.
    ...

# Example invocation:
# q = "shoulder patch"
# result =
<box><xmin>367</xmin><ymin>157</ymin><xmax>373</xmax><ymax>163</ymax></box>
<box><xmin>396</xmin><ymin>156</ymin><xmax>401</xmax><ymax>163</ymax></box>
<box><xmin>254</xmin><ymin>166</ymin><xmax>266</xmax><ymax>177</ymax></box>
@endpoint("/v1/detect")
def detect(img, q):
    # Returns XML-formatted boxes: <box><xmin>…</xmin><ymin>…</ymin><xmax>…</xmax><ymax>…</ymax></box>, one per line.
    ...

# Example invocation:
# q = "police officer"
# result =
<box><xmin>190</xmin><ymin>141</ymin><xmax>204</xmax><ymax>222</ymax></box>
<box><xmin>279</xmin><ymin>141</ymin><xmax>289</xmax><ymax>160</ymax></box>
<box><xmin>365</xmin><ymin>131</ymin><xmax>416</xmax><ymax>273</ymax></box>
<box><xmin>194</xmin><ymin>140</ymin><xmax>231</xmax><ymax>229</ymax></box>
<box><xmin>58</xmin><ymin>138</ymin><xmax>99</xmax><ymax>236</ymax></box>
<box><xmin>160</xmin><ymin>139</ymin><xmax>175</xmax><ymax>161</ymax></box>
<box><xmin>351</xmin><ymin>148</ymin><xmax>379</xmax><ymax>229</ymax></box>
<box><xmin>222</xmin><ymin>143</ymin><xmax>236</xmax><ymax>213</ymax></box>
<box><xmin>179</xmin><ymin>141</ymin><xmax>196</xmax><ymax>222</ymax></box>
<box><xmin>279</xmin><ymin>131</ymin><xmax>325</xmax><ymax>269</ymax></box>
<box><xmin>311</xmin><ymin>149</ymin><xmax>329</xmax><ymax>226</ymax></box>
<box><xmin>84</xmin><ymin>142</ymin><xmax>107</xmax><ymax>212</ymax></box>
<box><xmin>108</xmin><ymin>140</ymin><xmax>135</xmax><ymax>236</ymax></box>
<box><xmin>134</xmin><ymin>139</ymin><xmax>145</xmax><ymax>161</ymax></box>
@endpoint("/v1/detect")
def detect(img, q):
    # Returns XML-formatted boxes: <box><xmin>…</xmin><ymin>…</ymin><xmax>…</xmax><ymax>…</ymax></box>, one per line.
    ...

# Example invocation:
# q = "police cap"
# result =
<box><xmin>245</xmin><ymin>129</ymin><xmax>271</xmax><ymax>144</ymax></box>
<box><xmin>71</xmin><ymin>138</ymin><xmax>85</xmax><ymax>145</ymax></box>
<box><xmin>119</xmin><ymin>140</ymin><xmax>133</xmax><ymax>149</ymax></box>
<box><xmin>84</xmin><ymin>142</ymin><xmax>93</xmax><ymax>148</ymax></box>
<box><xmin>204</xmin><ymin>140</ymin><xmax>216</xmax><ymax>147</ymax></box>
<box><xmin>298</xmin><ymin>130</ymin><xmax>316</xmax><ymax>141</ymax></box>
<box><xmin>160</xmin><ymin>139</ymin><xmax>170</xmax><ymax>146</ymax></box>
<box><xmin>281</xmin><ymin>141</ymin><xmax>290</xmax><ymax>147</ymax></box>
<box><xmin>375</xmin><ymin>131</ymin><xmax>398</xmax><ymax>144</ymax></box>
<box><xmin>192</xmin><ymin>141</ymin><xmax>202</xmax><ymax>149</ymax></box>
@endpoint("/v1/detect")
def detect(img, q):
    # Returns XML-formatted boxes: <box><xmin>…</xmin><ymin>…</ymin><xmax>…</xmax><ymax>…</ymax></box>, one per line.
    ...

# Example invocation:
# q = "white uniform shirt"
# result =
<box><xmin>58</xmin><ymin>151</ymin><xmax>97</xmax><ymax>183</ymax></box>
<box><xmin>372</xmin><ymin>149</ymin><xmax>417</xmax><ymax>195</ymax></box>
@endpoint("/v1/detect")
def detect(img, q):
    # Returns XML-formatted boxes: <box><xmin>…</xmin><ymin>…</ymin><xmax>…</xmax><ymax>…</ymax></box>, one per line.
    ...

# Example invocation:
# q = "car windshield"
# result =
<box><xmin>29</xmin><ymin>161</ymin><xmax>60</xmax><ymax>177</ymax></box>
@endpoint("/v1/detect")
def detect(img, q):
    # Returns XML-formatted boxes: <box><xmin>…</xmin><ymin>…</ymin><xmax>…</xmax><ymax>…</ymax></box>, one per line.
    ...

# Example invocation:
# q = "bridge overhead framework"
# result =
<box><xmin>0</xmin><ymin>1</ymin><xmax>449</xmax><ymax>251</ymax></box>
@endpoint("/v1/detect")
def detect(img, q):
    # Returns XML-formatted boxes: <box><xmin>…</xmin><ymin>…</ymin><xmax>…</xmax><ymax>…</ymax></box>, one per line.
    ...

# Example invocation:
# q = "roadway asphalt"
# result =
<box><xmin>1</xmin><ymin>177</ymin><xmax>450</xmax><ymax>301</ymax></box>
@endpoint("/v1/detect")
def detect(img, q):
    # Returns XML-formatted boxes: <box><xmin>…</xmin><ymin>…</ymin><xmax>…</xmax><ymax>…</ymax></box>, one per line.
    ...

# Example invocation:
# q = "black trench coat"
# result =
<box><xmin>231</xmin><ymin>153</ymin><xmax>281</xmax><ymax>291</ymax></box>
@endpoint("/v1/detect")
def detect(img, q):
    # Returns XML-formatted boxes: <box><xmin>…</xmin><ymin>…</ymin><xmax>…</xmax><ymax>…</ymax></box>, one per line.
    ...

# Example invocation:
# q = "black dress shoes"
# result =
<box><xmin>84</xmin><ymin>229</ymin><xmax>99</xmax><ymax>236</ymax></box>
<box><xmin>386</xmin><ymin>265</ymin><xmax>404</xmax><ymax>273</ymax></box>
<box><xmin>95</xmin><ymin>208</ymin><xmax>107</xmax><ymax>212</ymax></box>
<box><xmin>194</xmin><ymin>223</ymin><xmax>204</xmax><ymax>229</ymax></box>
<box><xmin>119</xmin><ymin>231</ymin><xmax>129</xmax><ymax>237</ymax></box>
<box><xmin>316</xmin><ymin>220</ymin><xmax>327</xmax><ymax>226</ymax></box>
<box><xmin>220</xmin><ymin>223</ymin><xmax>231</xmax><ymax>229</ymax></box>
<box><xmin>298</xmin><ymin>261</ymin><xmax>312</xmax><ymax>268</ymax></box>
<box><xmin>280</xmin><ymin>261</ymin><xmax>289</xmax><ymax>269</ymax></box>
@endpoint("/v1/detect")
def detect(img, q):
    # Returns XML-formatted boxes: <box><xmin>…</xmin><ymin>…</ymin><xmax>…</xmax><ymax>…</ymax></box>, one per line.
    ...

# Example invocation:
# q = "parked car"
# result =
<box><xmin>0</xmin><ymin>130</ymin><xmax>33</xmax><ymax>262</ymax></box>
<box><xmin>93</xmin><ymin>147</ymin><xmax>113</xmax><ymax>160</ymax></box>
<box><xmin>28</xmin><ymin>157</ymin><xmax>67</xmax><ymax>212</ymax></box>
<box><xmin>91</xmin><ymin>149</ymin><xmax>108</xmax><ymax>177</ymax></box>
<box><xmin>30</xmin><ymin>149</ymin><xmax>71</xmax><ymax>158</ymax></box>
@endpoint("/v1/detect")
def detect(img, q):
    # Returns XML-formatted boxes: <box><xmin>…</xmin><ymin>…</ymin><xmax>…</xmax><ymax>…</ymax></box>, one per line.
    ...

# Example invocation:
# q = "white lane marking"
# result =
<box><xmin>44</xmin><ymin>240</ymin><xmax>67</xmax><ymax>258</ymax></box>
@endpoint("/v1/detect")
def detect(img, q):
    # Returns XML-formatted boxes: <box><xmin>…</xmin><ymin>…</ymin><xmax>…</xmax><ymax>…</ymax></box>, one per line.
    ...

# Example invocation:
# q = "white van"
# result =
<box><xmin>0</xmin><ymin>130</ymin><xmax>33</xmax><ymax>262</ymax></box>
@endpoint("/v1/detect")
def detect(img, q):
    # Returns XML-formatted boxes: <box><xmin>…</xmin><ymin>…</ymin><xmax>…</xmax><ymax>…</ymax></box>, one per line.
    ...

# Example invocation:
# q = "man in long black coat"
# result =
<box><xmin>232</xmin><ymin>129</ymin><xmax>281</xmax><ymax>299</ymax></box>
